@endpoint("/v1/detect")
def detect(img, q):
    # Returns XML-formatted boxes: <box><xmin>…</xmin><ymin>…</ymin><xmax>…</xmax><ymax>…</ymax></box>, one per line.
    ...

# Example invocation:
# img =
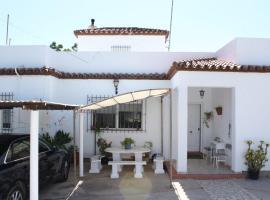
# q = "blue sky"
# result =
<box><xmin>0</xmin><ymin>0</ymin><xmax>269</xmax><ymax>52</ymax></box>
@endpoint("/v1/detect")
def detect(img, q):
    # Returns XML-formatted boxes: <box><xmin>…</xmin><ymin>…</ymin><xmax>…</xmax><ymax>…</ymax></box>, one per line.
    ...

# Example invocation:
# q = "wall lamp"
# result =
<box><xmin>199</xmin><ymin>89</ymin><xmax>205</xmax><ymax>99</ymax></box>
<box><xmin>113</xmin><ymin>79</ymin><xmax>119</xmax><ymax>95</ymax></box>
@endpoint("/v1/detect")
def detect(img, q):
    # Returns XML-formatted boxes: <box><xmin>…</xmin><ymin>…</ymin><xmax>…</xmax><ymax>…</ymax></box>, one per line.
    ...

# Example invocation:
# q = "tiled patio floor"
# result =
<box><xmin>188</xmin><ymin>159</ymin><xmax>233</xmax><ymax>174</ymax></box>
<box><xmin>39</xmin><ymin>161</ymin><xmax>270</xmax><ymax>200</ymax></box>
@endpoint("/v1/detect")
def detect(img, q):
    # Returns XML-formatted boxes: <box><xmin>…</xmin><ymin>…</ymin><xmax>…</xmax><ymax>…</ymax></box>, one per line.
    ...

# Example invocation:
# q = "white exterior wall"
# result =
<box><xmin>77</xmin><ymin>35</ymin><xmax>167</xmax><ymax>52</ymax></box>
<box><xmin>174</xmin><ymin>71</ymin><xmax>270</xmax><ymax>172</ymax></box>
<box><xmin>1</xmin><ymin>37</ymin><xmax>270</xmax><ymax>173</ymax></box>
<box><xmin>217</xmin><ymin>38</ymin><xmax>270</xmax><ymax>65</ymax></box>
<box><xmin>0</xmin><ymin>75</ymin><xmax>170</xmax><ymax>158</ymax></box>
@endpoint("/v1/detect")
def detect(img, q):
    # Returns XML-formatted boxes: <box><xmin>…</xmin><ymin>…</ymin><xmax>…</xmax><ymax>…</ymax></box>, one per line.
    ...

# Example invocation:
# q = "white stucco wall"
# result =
<box><xmin>217</xmin><ymin>38</ymin><xmax>270</xmax><ymax>65</ymax></box>
<box><xmin>173</xmin><ymin>71</ymin><xmax>270</xmax><ymax>172</ymax></box>
<box><xmin>77</xmin><ymin>35</ymin><xmax>168</xmax><ymax>52</ymax></box>
<box><xmin>0</xmin><ymin>75</ymin><xmax>170</xmax><ymax>158</ymax></box>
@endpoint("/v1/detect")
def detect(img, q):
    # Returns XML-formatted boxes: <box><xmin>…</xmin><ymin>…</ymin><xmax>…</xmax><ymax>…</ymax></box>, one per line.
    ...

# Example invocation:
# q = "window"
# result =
<box><xmin>119</xmin><ymin>103</ymin><xmax>142</xmax><ymax>129</ymax></box>
<box><xmin>6</xmin><ymin>138</ymin><xmax>30</xmax><ymax>162</ymax></box>
<box><xmin>0</xmin><ymin>92</ymin><xmax>14</xmax><ymax>133</ymax></box>
<box><xmin>2</xmin><ymin>109</ymin><xmax>12</xmax><ymax>129</ymax></box>
<box><xmin>90</xmin><ymin>98</ymin><xmax>144</xmax><ymax>131</ymax></box>
<box><xmin>93</xmin><ymin>107</ymin><xmax>116</xmax><ymax>128</ymax></box>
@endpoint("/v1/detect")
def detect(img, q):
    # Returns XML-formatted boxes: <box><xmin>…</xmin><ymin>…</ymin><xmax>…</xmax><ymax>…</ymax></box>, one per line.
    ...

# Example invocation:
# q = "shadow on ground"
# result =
<box><xmin>40</xmin><ymin>164</ymin><xmax>178</xmax><ymax>200</ymax></box>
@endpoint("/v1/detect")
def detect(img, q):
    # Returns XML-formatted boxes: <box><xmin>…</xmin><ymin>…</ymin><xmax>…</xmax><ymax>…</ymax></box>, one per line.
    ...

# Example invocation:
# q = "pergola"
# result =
<box><xmin>78</xmin><ymin>88</ymin><xmax>173</xmax><ymax>185</ymax></box>
<box><xmin>0</xmin><ymin>88</ymin><xmax>173</xmax><ymax>199</ymax></box>
<box><xmin>0</xmin><ymin>100</ymin><xmax>79</xmax><ymax>200</ymax></box>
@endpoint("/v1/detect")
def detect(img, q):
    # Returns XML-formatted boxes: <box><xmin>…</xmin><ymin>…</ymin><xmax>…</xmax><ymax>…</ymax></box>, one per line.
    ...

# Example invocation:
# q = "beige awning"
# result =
<box><xmin>80</xmin><ymin>88</ymin><xmax>170</xmax><ymax>111</ymax></box>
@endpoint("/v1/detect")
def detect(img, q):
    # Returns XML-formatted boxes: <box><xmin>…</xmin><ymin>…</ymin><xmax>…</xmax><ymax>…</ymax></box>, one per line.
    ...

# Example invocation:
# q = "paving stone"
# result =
<box><xmin>198</xmin><ymin>180</ymin><xmax>260</xmax><ymax>200</ymax></box>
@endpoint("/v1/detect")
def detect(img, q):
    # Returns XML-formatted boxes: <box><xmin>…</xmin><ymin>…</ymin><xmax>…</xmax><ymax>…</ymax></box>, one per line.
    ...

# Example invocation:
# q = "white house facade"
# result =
<box><xmin>1</xmin><ymin>21</ymin><xmax>270</xmax><ymax>175</ymax></box>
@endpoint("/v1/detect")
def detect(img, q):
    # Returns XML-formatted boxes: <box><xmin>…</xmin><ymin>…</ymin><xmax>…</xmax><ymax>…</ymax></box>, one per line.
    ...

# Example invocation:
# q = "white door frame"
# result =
<box><xmin>188</xmin><ymin>102</ymin><xmax>203</xmax><ymax>152</ymax></box>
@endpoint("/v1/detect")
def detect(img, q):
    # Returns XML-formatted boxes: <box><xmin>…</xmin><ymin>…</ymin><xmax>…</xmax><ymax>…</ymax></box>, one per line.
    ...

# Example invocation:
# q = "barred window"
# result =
<box><xmin>3</xmin><ymin>109</ymin><xmax>11</xmax><ymax>129</ymax></box>
<box><xmin>87</xmin><ymin>95</ymin><xmax>144</xmax><ymax>131</ymax></box>
<box><xmin>0</xmin><ymin>92</ymin><xmax>14</xmax><ymax>133</ymax></box>
<box><xmin>119</xmin><ymin>103</ymin><xmax>142</xmax><ymax>129</ymax></box>
<box><xmin>93</xmin><ymin>107</ymin><xmax>116</xmax><ymax>129</ymax></box>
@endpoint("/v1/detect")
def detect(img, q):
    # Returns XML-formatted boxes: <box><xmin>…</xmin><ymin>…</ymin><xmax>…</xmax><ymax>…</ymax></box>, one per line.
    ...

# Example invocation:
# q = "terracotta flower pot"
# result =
<box><xmin>216</xmin><ymin>107</ymin><xmax>222</xmax><ymax>115</ymax></box>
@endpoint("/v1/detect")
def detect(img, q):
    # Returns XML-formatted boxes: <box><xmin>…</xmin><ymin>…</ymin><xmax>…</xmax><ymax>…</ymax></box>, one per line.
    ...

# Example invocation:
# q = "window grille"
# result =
<box><xmin>111</xmin><ymin>45</ymin><xmax>131</xmax><ymax>52</ymax></box>
<box><xmin>86</xmin><ymin>95</ymin><xmax>145</xmax><ymax>132</ymax></box>
<box><xmin>0</xmin><ymin>92</ymin><xmax>14</xmax><ymax>134</ymax></box>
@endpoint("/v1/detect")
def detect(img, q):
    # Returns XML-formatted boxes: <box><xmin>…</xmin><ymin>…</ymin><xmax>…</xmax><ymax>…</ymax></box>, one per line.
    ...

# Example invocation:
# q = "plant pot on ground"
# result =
<box><xmin>121</xmin><ymin>138</ymin><xmax>135</xmax><ymax>149</ymax></box>
<box><xmin>247</xmin><ymin>169</ymin><xmax>260</xmax><ymax>180</ymax></box>
<box><xmin>245</xmin><ymin>140</ymin><xmax>269</xmax><ymax>180</ymax></box>
<box><xmin>97</xmin><ymin>138</ymin><xmax>112</xmax><ymax>165</ymax></box>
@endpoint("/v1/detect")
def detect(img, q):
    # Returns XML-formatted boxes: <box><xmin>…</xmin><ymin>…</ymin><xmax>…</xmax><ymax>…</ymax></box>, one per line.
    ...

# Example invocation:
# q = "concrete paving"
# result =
<box><xmin>39</xmin><ymin>163</ymin><xmax>270</xmax><ymax>200</ymax></box>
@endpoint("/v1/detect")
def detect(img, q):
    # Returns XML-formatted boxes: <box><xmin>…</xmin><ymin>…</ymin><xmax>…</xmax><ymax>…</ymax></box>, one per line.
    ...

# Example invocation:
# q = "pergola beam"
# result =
<box><xmin>30</xmin><ymin>110</ymin><xmax>39</xmax><ymax>200</ymax></box>
<box><xmin>79</xmin><ymin>112</ymin><xmax>84</xmax><ymax>177</ymax></box>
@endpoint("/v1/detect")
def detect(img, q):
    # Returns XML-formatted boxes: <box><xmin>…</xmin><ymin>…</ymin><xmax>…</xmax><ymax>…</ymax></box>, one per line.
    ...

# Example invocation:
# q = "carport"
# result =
<box><xmin>77</xmin><ymin>88</ymin><xmax>173</xmax><ymax>186</ymax></box>
<box><xmin>0</xmin><ymin>100</ymin><xmax>79</xmax><ymax>200</ymax></box>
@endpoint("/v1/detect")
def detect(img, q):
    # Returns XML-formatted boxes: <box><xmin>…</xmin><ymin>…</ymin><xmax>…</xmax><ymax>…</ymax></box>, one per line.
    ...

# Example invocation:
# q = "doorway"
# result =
<box><xmin>188</xmin><ymin>104</ymin><xmax>201</xmax><ymax>153</ymax></box>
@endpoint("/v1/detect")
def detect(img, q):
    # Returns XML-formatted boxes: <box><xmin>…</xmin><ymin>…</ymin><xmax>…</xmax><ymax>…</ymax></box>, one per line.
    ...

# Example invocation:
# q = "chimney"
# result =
<box><xmin>89</xmin><ymin>19</ymin><xmax>96</xmax><ymax>29</ymax></box>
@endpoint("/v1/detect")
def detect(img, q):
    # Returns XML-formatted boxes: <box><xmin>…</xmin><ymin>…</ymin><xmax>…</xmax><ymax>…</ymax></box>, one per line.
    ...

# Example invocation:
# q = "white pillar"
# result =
<box><xmin>177</xmin><ymin>86</ymin><xmax>188</xmax><ymax>172</ymax></box>
<box><xmin>79</xmin><ymin>112</ymin><xmax>84</xmax><ymax>177</ymax></box>
<box><xmin>30</xmin><ymin>110</ymin><xmax>39</xmax><ymax>200</ymax></box>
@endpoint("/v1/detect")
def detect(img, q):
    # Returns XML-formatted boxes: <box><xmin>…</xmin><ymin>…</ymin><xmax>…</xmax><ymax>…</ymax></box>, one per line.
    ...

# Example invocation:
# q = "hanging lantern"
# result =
<box><xmin>199</xmin><ymin>89</ymin><xmax>205</xmax><ymax>99</ymax></box>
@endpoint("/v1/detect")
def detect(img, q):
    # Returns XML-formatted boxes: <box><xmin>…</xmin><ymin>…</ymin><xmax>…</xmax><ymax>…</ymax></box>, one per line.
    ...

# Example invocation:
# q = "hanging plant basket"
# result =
<box><xmin>215</xmin><ymin>107</ymin><xmax>222</xmax><ymax>115</ymax></box>
<box><xmin>203</xmin><ymin>111</ymin><xmax>213</xmax><ymax>128</ymax></box>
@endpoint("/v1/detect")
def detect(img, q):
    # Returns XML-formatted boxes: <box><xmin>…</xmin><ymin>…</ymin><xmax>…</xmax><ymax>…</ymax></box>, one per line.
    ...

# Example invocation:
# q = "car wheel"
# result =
<box><xmin>58</xmin><ymin>160</ymin><xmax>69</xmax><ymax>182</ymax></box>
<box><xmin>6</xmin><ymin>181</ymin><xmax>26</xmax><ymax>200</ymax></box>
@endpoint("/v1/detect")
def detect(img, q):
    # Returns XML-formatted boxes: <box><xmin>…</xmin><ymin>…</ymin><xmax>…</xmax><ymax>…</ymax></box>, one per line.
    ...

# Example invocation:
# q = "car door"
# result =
<box><xmin>39</xmin><ymin>141</ymin><xmax>52</xmax><ymax>183</ymax></box>
<box><xmin>39</xmin><ymin>141</ymin><xmax>59</xmax><ymax>180</ymax></box>
<box><xmin>4</xmin><ymin>137</ymin><xmax>30</xmax><ymax>188</ymax></box>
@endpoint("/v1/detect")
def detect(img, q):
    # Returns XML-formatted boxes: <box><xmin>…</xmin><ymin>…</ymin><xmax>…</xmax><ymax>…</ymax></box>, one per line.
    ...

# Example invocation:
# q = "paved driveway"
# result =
<box><xmin>39</xmin><ymin>165</ymin><xmax>270</xmax><ymax>200</ymax></box>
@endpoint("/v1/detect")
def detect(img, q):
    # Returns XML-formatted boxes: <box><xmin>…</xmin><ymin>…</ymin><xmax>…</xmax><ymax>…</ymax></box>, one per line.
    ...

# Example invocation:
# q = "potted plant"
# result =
<box><xmin>121</xmin><ymin>137</ymin><xmax>135</xmax><ymax>149</ymax></box>
<box><xmin>215</xmin><ymin>106</ymin><xmax>223</xmax><ymax>115</ymax></box>
<box><xmin>245</xmin><ymin>140</ymin><xmax>269</xmax><ymax>180</ymax></box>
<box><xmin>203</xmin><ymin>111</ymin><xmax>213</xmax><ymax>128</ymax></box>
<box><xmin>97</xmin><ymin>138</ymin><xmax>112</xmax><ymax>165</ymax></box>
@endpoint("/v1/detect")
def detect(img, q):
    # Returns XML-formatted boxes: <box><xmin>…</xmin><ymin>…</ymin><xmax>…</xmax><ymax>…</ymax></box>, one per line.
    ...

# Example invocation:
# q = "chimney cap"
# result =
<box><xmin>91</xmin><ymin>19</ymin><xmax>95</xmax><ymax>26</ymax></box>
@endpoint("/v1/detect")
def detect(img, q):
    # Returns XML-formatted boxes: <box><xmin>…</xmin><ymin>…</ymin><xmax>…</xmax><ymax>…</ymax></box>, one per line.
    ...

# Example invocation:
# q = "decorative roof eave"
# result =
<box><xmin>73</xmin><ymin>27</ymin><xmax>169</xmax><ymax>39</ymax></box>
<box><xmin>167</xmin><ymin>58</ymin><xmax>270</xmax><ymax>79</ymax></box>
<box><xmin>0</xmin><ymin>100</ymin><xmax>80</xmax><ymax>110</ymax></box>
<box><xmin>1</xmin><ymin>58</ymin><xmax>270</xmax><ymax>81</ymax></box>
<box><xmin>0</xmin><ymin>67</ymin><xmax>168</xmax><ymax>80</ymax></box>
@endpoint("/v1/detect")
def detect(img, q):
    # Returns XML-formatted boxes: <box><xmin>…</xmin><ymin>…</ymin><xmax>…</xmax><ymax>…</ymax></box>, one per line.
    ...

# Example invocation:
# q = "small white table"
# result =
<box><xmin>105</xmin><ymin>147</ymin><xmax>151</xmax><ymax>172</ymax></box>
<box><xmin>105</xmin><ymin>147</ymin><xmax>151</xmax><ymax>162</ymax></box>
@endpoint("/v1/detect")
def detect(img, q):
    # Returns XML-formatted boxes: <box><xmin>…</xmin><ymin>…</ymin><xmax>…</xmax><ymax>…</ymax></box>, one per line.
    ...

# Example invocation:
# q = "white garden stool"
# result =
<box><xmin>153</xmin><ymin>156</ymin><xmax>165</xmax><ymax>174</ymax></box>
<box><xmin>89</xmin><ymin>155</ymin><xmax>102</xmax><ymax>173</ymax></box>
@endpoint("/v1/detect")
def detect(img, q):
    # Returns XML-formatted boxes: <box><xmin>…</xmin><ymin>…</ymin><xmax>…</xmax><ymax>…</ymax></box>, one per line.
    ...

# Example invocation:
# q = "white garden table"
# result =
<box><xmin>105</xmin><ymin>147</ymin><xmax>151</xmax><ymax>162</ymax></box>
<box><xmin>105</xmin><ymin>147</ymin><xmax>151</xmax><ymax>172</ymax></box>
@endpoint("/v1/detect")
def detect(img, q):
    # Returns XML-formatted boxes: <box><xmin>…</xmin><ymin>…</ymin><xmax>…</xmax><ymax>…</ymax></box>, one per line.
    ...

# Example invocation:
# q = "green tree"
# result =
<box><xmin>50</xmin><ymin>42</ymin><xmax>78</xmax><ymax>52</ymax></box>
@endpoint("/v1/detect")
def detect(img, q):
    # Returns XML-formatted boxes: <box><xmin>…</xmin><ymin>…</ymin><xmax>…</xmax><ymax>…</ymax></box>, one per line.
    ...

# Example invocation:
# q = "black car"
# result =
<box><xmin>0</xmin><ymin>134</ymin><xmax>70</xmax><ymax>200</ymax></box>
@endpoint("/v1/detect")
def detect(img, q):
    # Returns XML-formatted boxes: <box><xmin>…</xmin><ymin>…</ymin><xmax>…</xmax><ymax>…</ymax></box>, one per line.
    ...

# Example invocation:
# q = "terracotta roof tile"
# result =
<box><xmin>74</xmin><ymin>27</ymin><xmax>169</xmax><ymax>39</ymax></box>
<box><xmin>167</xmin><ymin>57</ymin><xmax>270</xmax><ymax>79</ymax></box>
<box><xmin>0</xmin><ymin>67</ymin><xmax>168</xmax><ymax>80</ymax></box>
<box><xmin>1</xmin><ymin>58</ymin><xmax>270</xmax><ymax>80</ymax></box>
